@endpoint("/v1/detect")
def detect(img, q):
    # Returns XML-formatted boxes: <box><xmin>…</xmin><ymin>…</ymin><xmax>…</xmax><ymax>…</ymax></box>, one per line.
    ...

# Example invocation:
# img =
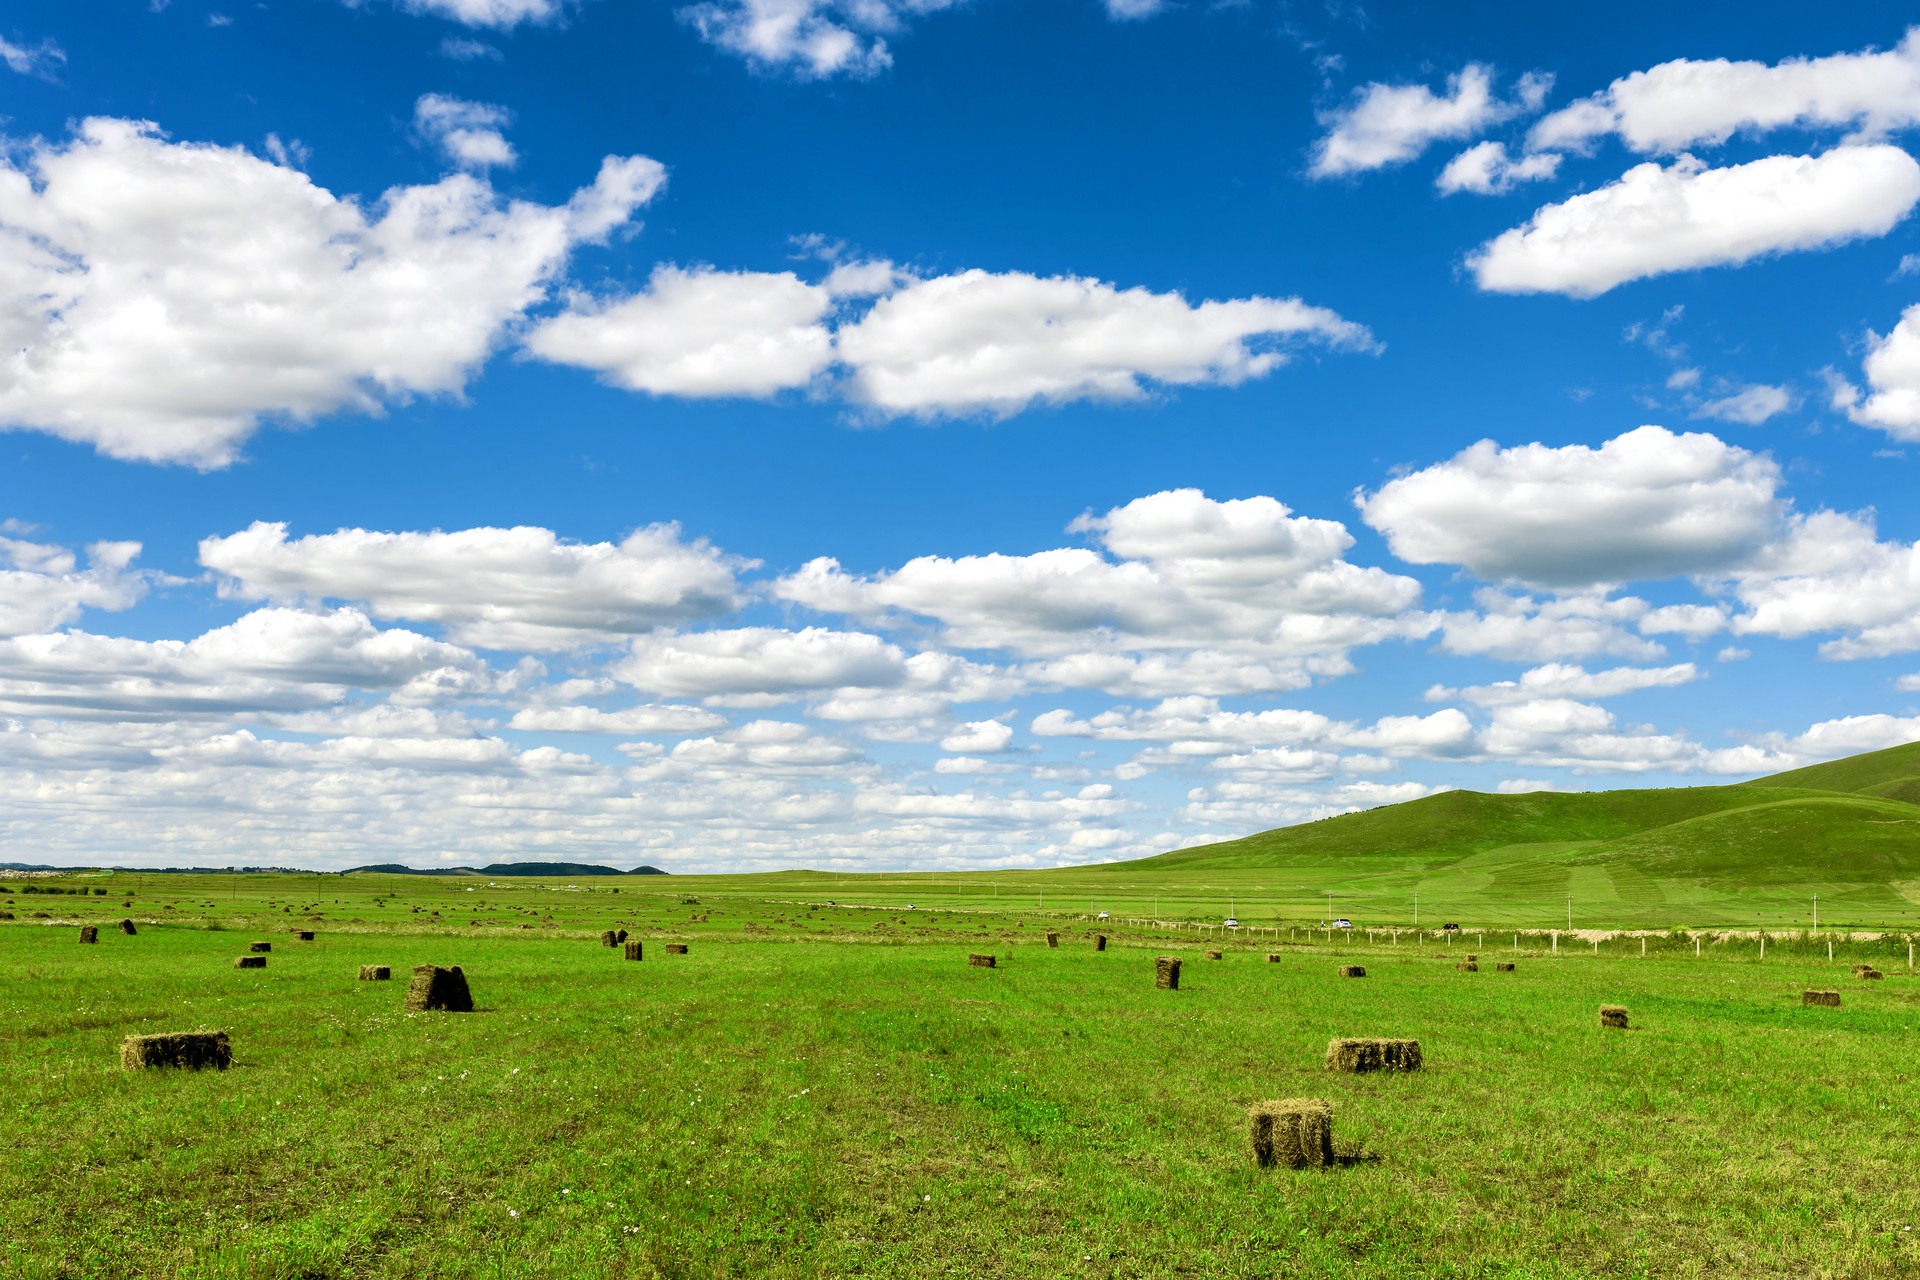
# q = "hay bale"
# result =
<box><xmin>234</xmin><ymin>955</ymin><xmax>266</xmax><ymax>969</ymax></box>
<box><xmin>358</xmin><ymin>965</ymin><xmax>391</xmax><ymax>981</ymax></box>
<box><xmin>118</xmin><ymin>919</ymin><xmax>137</xmax><ymax>936</ymax></box>
<box><xmin>248</xmin><ymin>941</ymin><xmax>271</xmax><ymax>953</ymax></box>
<box><xmin>624</xmin><ymin>940</ymin><xmax>643</xmax><ymax>961</ymax></box>
<box><xmin>616</xmin><ymin>929</ymin><xmax>628</xmax><ymax>943</ymax></box>
<box><xmin>1495</xmin><ymin>962</ymin><xmax>1515</xmax><ymax>972</ymax></box>
<box><xmin>600</xmin><ymin>930</ymin><xmax>619</xmax><ymax>947</ymax></box>
<box><xmin>1464</xmin><ymin>954</ymin><xmax>1477</xmax><ymax>962</ymax></box>
<box><xmin>1457</xmin><ymin>961</ymin><xmax>1478</xmax><ymax>972</ymax></box>
<box><xmin>1324</xmin><ymin>1038</ymin><xmax>1422</xmax><ymax>1073</ymax></box>
<box><xmin>405</xmin><ymin>964</ymin><xmax>474</xmax><ymax>1012</ymax></box>
<box><xmin>1046</xmin><ymin>932</ymin><xmax>1059</xmax><ymax>948</ymax></box>
<box><xmin>297</xmin><ymin>931</ymin><xmax>314</xmax><ymax>941</ymax></box>
<box><xmin>1155</xmin><ymin>955</ymin><xmax>1181</xmax><ymax>990</ymax></box>
<box><xmin>665</xmin><ymin>943</ymin><xmax>688</xmax><ymax>955</ymax></box>
<box><xmin>968</xmin><ymin>953</ymin><xmax>996</xmax><ymax>968</ymax></box>
<box><xmin>1599</xmin><ymin>1004</ymin><xmax>1629</xmax><ymax>1029</ymax></box>
<box><xmin>78</xmin><ymin>926</ymin><xmax>98</xmax><ymax>944</ymax></box>
<box><xmin>1852</xmin><ymin>963</ymin><xmax>1873</xmax><ymax>974</ymax></box>
<box><xmin>1094</xmin><ymin>935</ymin><xmax>1108</xmax><ymax>952</ymax></box>
<box><xmin>1338</xmin><ymin>965</ymin><xmax>1365</xmax><ymax>978</ymax></box>
<box><xmin>120</xmin><ymin>1031</ymin><xmax>231</xmax><ymax>1071</ymax></box>
<box><xmin>1247</xmin><ymin>1097</ymin><xmax>1334</xmax><ymax>1169</ymax></box>
<box><xmin>1803</xmin><ymin>989</ymin><xmax>1841</xmax><ymax>1007</ymax></box>
<box><xmin>1268</xmin><ymin>954</ymin><xmax>1282</xmax><ymax>963</ymax></box>
<box><xmin>1859</xmin><ymin>969</ymin><xmax>1885</xmax><ymax>980</ymax></box>
<box><xmin>1206</xmin><ymin>950</ymin><xmax>1223</xmax><ymax>960</ymax></box>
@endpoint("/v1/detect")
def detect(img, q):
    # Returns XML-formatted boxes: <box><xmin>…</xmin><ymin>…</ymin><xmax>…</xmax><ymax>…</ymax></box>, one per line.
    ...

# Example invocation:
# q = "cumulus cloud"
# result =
<box><xmin>1469</xmin><ymin>147</ymin><xmax>1920</xmax><ymax>297</ymax></box>
<box><xmin>1530</xmin><ymin>28</ymin><xmax>1920</xmax><ymax>155</ymax></box>
<box><xmin>1725</xmin><ymin>510</ymin><xmax>1920</xmax><ymax>657</ymax></box>
<box><xmin>1691</xmin><ymin>383</ymin><xmax>1792</xmax><ymax>425</ymax></box>
<box><xmin>1428</xmin><ymin>661</ymin><xmax>1699</xmax><ymax>707</ymax></box>
<box><xmin>0</xmin><ymin>34</ymin><xmax>65</xmax><ymax>79</ymax></box>
<box><xmin>1839</xmin><ymin>303</ymin><xmax>1920</xmax><ymax>436</ymax></box>
<box><xmin>677</xmin><ymin>0</ymin><xmax>959</xmax><ymax>79</ymax></box>
<box><xmin>1361</xmin><ymin>426</ymin><xmax>1783</xmax><ymax>589</ymax></box>
<box><xmin>0</xmin><ymin>117</ymin><xmax>664</xmax><ymax>466</ymax></box>
<box><xmin>1310</xmin><ymin>65</ymin><xmax>1552</xmax><ymax>178</ymax></box>
<box><xmin>1031</xmin><ymin>695</ymin><xmax>1475</xmax><ymax>759</ymax></box>
<box><xmin>200</xmin><ymin>522</ymin><xmax>747</xmax><ymax>651</ymax></box>
<box><xmin>525</xmin><ymin>266</ymin><xmax>835</xmax><ymax>397</ymax></box>
<box><xmin>1436</xmin><ymin>593</ymin><xmax>1666</xmax><ymax>664</ymax></box>
<box><xmin>507</xmin><ymin>703</ymin><xmax>727</xmax><ymax>734</ymax></box>
<box><xmin>0</xmin><ymin>537</ymin><xmax>151</xmax><ymax>636</ymax></box>
<box><xmin>390</xmin><ymin>0</ymin><xmax>571</xmax><ymax>28</ymax></box>
<box><xmin>835</xmin><ymin>270</ymin><xmax>1374</xmax><ymax>417</ymax></box>
<box><xmin>778</xmin><ymin>489</ymin><xmax>1426</xmax><ymax>666</ymax></box>
<box><xmin>1435</xmin><ymin>141</ymin><xmax>1561</xmax><ymax>195</ymax></box>
<box><xmin>413</xmin><ymin>94</ymin><xmax>517</xmax><ymax>170</ymax></box>
<box><xmin>615</xmin><ymin>627</ymin><xmax>910</xmax><ymax>703</ymax></box>
<box><xmin>939</xmin><ymin>719</ymin><xmax>1013</xmax><ymax>753</ymax></box>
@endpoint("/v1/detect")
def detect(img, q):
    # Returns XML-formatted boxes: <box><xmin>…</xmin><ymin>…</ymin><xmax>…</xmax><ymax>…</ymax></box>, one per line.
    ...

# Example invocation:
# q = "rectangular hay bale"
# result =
<box><xmin>1338</xmin><ymin>965</ymin><xmax>1365</xmax><ymax>978</ymax></box>
<box><xmin>665</xmin><ymin>943</ymin><xmax>688</xmax><ymax>955</ymax></box>
<box><xmin>248</xmin><ymin>941</ymin><xmax>271</xmax><ymax>953</ymax></box>
<box><xmin>1599</xmin><ymin>1004</ymin><xmax>1629</xmax><ymax>1029</ymax></box>
<box><xmin>1268</xmin><ymin>953</ymin><xmax>1282</xmax><ymax>963</ymax></box>
<box><xmin>358</xmin><ymin>964</ymin><xmax>391</xmax><ymax>980</ymax></box>
<box><xmin>1206</xmin><ymin>950</ymin><xmax>1223</xmax><ymax>960</ymax></box>
<box><xmin>1496</xmin><ymin>962</ymin><xmax>1516</xmax><ymax>972</ymax></box>
<box><xmin>1046</xmin><ymin>932</ymin><xmax>1059</xmax><ymax>948</ymax></box>
<box><xmin>968</xmin><ymin>953</ymin><xmax>996</xmax><ymax>968</ymax></box>
<box><xmin>1859</xmin><ymin>969</ymin><xmax>1885</xmax><ymax>980</ymax></box>
<box><xmin>1094</xmin><ymin>935</ymin><xmax>1107</xmax><ymax>952</ymax></box>
<box><xmin>120</xmin><ymin>1031</ymin><xmax>231</xmax><ymax>1071</ymax></box>
<box><xmin>234</xmin><ymin>955</ymin><xmax>266</xmax><ymax>969</ymax></box>
<box><xmin>1803</xmin><ymin>989</ymin><xmax>1841</xmax><ymax>1007</ymax></box>
<box><xmin>600</xmin><ymin>930</ymin><xmax>619</xmax><ymax>947</ymax></box>
<box><xmin>78</xmin><ymin>926</ymin><xmax>98</xmax><ymax>944</ymax></box>
<box><xmin>1457</xmin><ymin>961</ymin><xmax>1478</xmax><ymax>972</ymax></box>
<box><xmin>1248</xmin><ymin>1097</ymin><xmax>1334</xmax><ymax>1169</ymax></box>
<box><xmin>624</xmin><ymin>940</ymin><xmax>643</xmax><ymax>961</ymax></box>
<box><xmin>405</xmin><ymin>964</ymin><xmax>474</xmax><ymax>1012</ymax></box>
<box><xmin>1325</xmin><ymin>1037</ymin><xmax>1422</xmax><ymax>1073</ymax></box>
<box><xmin>118</xmin><ymin>919</ymin><xmax>137</xmax><ymax>936</ymax></box>
<box><xmin>1155</xmin><ymin>955</ymin><xmax>1181</xmax><ymax>990</ymax></box>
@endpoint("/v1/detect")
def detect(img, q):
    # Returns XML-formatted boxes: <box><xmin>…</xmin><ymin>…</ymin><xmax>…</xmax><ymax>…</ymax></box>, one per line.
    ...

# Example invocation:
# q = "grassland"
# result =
<box><xmin>7</xmin><ymin>873</ymin><xmax>1920</xmax><ymax>1279</ymax></box>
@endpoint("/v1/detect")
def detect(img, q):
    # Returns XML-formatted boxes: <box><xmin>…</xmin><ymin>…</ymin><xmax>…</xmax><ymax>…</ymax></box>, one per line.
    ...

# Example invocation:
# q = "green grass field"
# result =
<box><xmin>8</xmin><ymin>877</ymin><xmax>1920</xmax><ymax>1279</ymax></box>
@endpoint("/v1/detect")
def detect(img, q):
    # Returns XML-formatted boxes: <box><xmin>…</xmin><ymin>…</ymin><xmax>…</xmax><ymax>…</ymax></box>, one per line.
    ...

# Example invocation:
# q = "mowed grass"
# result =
<box><xmin>7</xmin><ymin>901</ymin><xmax>1920</xmax><ymax>1279</ymax></box>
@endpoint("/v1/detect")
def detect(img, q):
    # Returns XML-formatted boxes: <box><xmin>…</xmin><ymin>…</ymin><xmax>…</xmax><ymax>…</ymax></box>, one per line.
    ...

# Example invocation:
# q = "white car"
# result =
<box><xmin>1096</xmin><ymin>911</ymin><xmax>1110</xmax><ymax>920</ymax></box>
<box><xmin>1223</xmin><ymin>917</ymin><xmax>1239</xmax><ymax>927</ymax></box>
<box><xmin>1334</xmin><ymin>918</ymin><xmax>1352</xmax><ymax>929</ymax></box>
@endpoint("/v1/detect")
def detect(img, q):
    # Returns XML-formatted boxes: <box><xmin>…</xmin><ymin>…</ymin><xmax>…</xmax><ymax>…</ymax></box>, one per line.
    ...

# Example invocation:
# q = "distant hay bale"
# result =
<box><xmin>616</xmin><ymin>929</ymin><xmax>628</xmax><ymax>943</ymax></box>
<box><xmin>600</xmin><ymin>930</ymin><xmax>618</xmax><ymax>947</ymax></box>
<box><xmin>1325</xmin><ymin>1038</ymin><xmax>1421</xmax><ymax>1073</ymax></box>
<box><xmin>405</xmin><ymin>964</ymin><xmax>474</xmax><ymax>1013</ymax></box>
<box><xmin>1457</xmin><ymin>961</ymin><xmax>1478</xmax><ymax>972</ymax></box>
<box><xmin>234</xmin><ymin>955</ymin><xmax>266</xmax><ymax>969</ymax></box>
<box><xmin>1247</xmin><ymin>1098</ymin><xmax>1333</xmax><ymax>1169</ymax></box>
<box><xmin>968</xmin><ymin>953</ymin><xmax>996</xmax><ymax>968</ymax></box>
<box><xmin>1206</xmin><ymin>950</ymin><xmax>1223</xmax><ymax>960</ymax></box>
<box><xmin>1496</xmin><ymin>962</ymin><xmax>1515</xmax><ymax>972</ymax></box>
<box><xmin>1268</xmin><ymin>954</ymin><xmax>1282</xmax><ymax>963</ymax></box>
<box><xmin>1599</xmin><ymin>1004</ymin><xmax>1629</xmax><ymax>1029</ymax></box>
<box><xmin>665</xmin><ymin>943</ymin><xmax>689</xmax><ymax>955</ymax></box>
<box><xmin>358</xmin><ymin>965</ymin><xmax>391</xmax><ymax>981</ymax></box>
<box><xmin>297</xmin><ymin>931</ymin><xmax>314</xmax><ymax>941</ymax></box>
<box><xmin>78</xmin><ymin>926</ymin><xmax>98</xmax><ymax>944</ymax></box>
<box><xmin>1803</xmin><ymin>990</ymin><xmax>1841</xmax><ymax>1007</ymax></box>
<box><xmin>1338</xmin><ymin>965</ymin><xmax>1365</xmax><ymax>978</ymax></box>
<box><xmin>118</xmin><ymin>919</ymin><xmax>137</xmax><ymax>936</ymax></box>
<box><xmin>248</xmin><ymin>941</ymin><xmax>271</xmax><ymax>953</ymax></box>
<box><xmin>120</xmin><ymin>1031</ymin><xmax>231</xmax><ymax>1071</ymax></box>
<box><xmin>1858</xmin><ymin>968</ymin><xmax>1885</xmax><ymax>980</ymax></box>
<box><xmin>1464</xmin><ymin>954</ymin><xmax>1477</xmax><ymax>962</ymax></box>
<box><xmin>1094</xmin><ymin>935</ymin><xmax>1108</xmax><ymax>952</ymax></box>
<box><xmin>624</xmin><ymin>940</ymin><xmax>642</xmax><ymax>961</ymax></box>
<box><xmin>1047</xmin><ymin>932</ymin><xmax>1059</xmax><ymax>948</ymax></box>
<box><xmin>1852</xmin><ymin>963</ymin><xmax>1873</xmax><ymax>974</ymax></box>
<box><xmin>1155</xmin><ymin>955</ymin><xmax>1181</xmax><ymax>990</ymax></box>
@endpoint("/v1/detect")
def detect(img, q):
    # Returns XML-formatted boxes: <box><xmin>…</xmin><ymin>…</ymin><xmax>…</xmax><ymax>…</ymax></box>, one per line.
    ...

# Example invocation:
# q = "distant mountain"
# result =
<box><xmin>344</xmin><ymin>861</ymin><xmax>668</xmax><ymax>877</ymax></box>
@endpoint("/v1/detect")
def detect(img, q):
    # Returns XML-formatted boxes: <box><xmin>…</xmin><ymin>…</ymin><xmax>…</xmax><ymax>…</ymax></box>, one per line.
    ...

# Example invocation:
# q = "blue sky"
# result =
<box><xmin>3</xmin><ymin>0</ymin><xmax>1920</xmax><ymax>871</ymax></box>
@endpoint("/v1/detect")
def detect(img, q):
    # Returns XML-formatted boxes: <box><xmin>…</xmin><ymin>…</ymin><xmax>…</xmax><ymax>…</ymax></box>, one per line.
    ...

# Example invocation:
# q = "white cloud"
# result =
<box><xmin>834</xmin><ymin>269</ymin><xmax>1374</xmax><ymax>417</ymax></box>
<box><xmin>1841</xmin><ymin>303</ymin><xmax>1920</xmax><ymax>436</ymax></box>
<box><xmin>1031</xmin><ymin>695</ymin><xmax>1475</xmax><ymax>760</ymax></box>
<box><xmin>615</xmin><ymin>627</ymin><xmax>908</xmax><ymax>702</ymax></box>
<box><xmin>413</xmin><ymin>94</ymin><xmax>517</xmax><ymax>171</ymax></box>
<box><xmin>1359</xmin><ymin>425</ymin><xmax>1784</xmax><ymax>588</ymax></box>
<box><xmin>1530</xmin><ymin>29</ymin><xmax>1920</xmax><ymax>155</ymax></box>
<box><xmin>0</xmin><ymin>537</ymin><xmax>151</xmax><ymax>636</ymax></box>
<box><xmin>1469</xmin><ymin>146</ymin><xmax>1920</xmax><ymax>297</ymax></box>
<box><xmin>677</xmin><ymin>0</ymin><xmax>960</xmax><ymax>79</ymax></box>
<box><xmin>778</xmin><ymin>488</ymin><xmax>1425</xmax><ymax>667</ymax></box>
<box><xmin>1310</xmin><ymin>65</ymin><xmax>1552</xmax><ymax>178</ymax></box>
<box><xmin>1429</xmin><ymin>661</ymin><xmax>1699</xmax><ymax>707</ymax></box>
<box><xmin>0</xmin><ymin>34</ymin><xmax>64</xmax><ymax>78</ymax></box>
<box><xmin>526</xmin><ymin>266</ymin><xmax>834</xmax><ymax>397</ymax></box>
<box><xmin>392</xmin><ymin>0</ymin><xmax>570</xmax><ymax>28</ymax></box>
<box><xmin>1103</xmin><ymin>0</ymin><xmax>1163</xmax><ymax>19</ymax></box>
<box><xmin>437</xmin><ymin>36</ymin><xmax>502</xmax><ymax>60</ymax></box>
<box><xmin>0</xmin><ymin>118</ymin><xmax>665</xmax><ymax>466</ymax></box>
<box><xmin>1691</xmin><ymin>382</ymin><xmax>1792</xmax><ymax>425</ymax></box>
<box><xmin>1436</xmin><ymin>593</ymin><xmax>1665</xmax><ymax>664</ymax></box>
<box><xmin>939</xmin><ymin>719</ymin><xmax>1013</xmax><ymax>753</ymax></box>
<box><xmin>1639</xmin><ymin>603</ymin><xmax>1729</xmax><ymax>638</ymax></box>
<box><xmin>1435</xmin><ymin>141</ymin><xmax>1561</xmax><ymax>195</ymax></box>
<box><xmin>200</xmin><ymin>522</ymin><xmax>747</xmax><ymax>651</ymax></box>
<box><xmin>1726</xmin><ymin>510</ymin><xmax>1920</xmax><ymax>657</ymax></box>
<box><xmin>507</xmin><ymin>704</ymin><xmax>727</xmax><ymax>734</ymax></box>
